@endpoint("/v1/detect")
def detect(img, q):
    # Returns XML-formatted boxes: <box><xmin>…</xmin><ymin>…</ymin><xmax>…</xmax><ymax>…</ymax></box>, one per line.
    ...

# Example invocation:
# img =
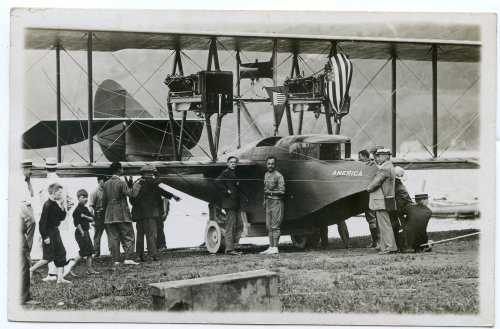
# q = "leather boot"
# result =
<box><xmin>367</xmin><ymin>227</ymin><xmax>379</xmax><ymax>248</ymax></box>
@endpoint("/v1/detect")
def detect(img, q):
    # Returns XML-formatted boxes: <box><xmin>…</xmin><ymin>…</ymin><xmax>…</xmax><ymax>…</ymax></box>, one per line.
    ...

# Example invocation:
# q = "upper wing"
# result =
<box><xmin>30</xmin><ymin>160</ymin><xmax>257</xmax><ymax>178</ymax></box>
<box><xmin>25</xmin><ymin>28</ymin><xmax>480</xmax><ymax>62</ymax></box>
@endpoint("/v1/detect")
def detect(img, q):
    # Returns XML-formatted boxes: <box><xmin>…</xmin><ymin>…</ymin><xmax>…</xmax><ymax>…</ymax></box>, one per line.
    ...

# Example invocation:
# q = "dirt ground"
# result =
<box><xmin>25</xmin><ymin>229</ymin><xmax>479</xmax><ymax>314</ymax></box>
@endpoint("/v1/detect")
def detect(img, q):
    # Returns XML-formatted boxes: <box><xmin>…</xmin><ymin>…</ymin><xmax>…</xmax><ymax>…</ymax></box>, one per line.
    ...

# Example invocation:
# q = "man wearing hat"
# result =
<box><xmin>130</xmin><ymin>164</ymin><xmax>180</xmax><ymax>262</ymax></box>
<box><xmin>89</xmin><ymin>175</ymin><xmax>109</xmax><ymax>257</ymax></box>
<box><xmin>358</xmin><ymin>150</ymin><xmax>379</xmax><ymax>248</ymax></box>
<box><xmin>102</xmin><ymin>162</ymin><xmax>142</xmax><ymax>265</ymax></box>
<box><xmin>405</xmin><ymin>194</ymin><xmax>433</xmax><ymax>252</ymax></box>
<box><xmin>20</xmin><ymin>160</ymin><xmax>36</xmax><ymax>258</ymax></box>
<box><xmin>38</xmin><ymin>157</ymin><xmax>75</xmax><ymax>281</ymax></box>
<box><xmin>368</xmin><ymin>145</ymin><xmax>385</xmax><ymax>165</ymax></box>
<box><xmin>392</xmin><ymin>166</ymin><xmax>414</xmax><ymax>252</ymax></box>
<box><xmin>366</xmin><ymin>148</ymin><xmax>398</xmax><ymax>255</ymax></box>
<box><xmin>19</xmin><ymin>160</ymin><xmax>36</xmax><ymax>303</ymax></box>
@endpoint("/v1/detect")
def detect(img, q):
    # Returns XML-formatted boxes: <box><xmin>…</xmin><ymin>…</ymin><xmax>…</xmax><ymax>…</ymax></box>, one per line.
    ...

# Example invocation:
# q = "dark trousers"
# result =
<box><xmin>136</xmin><ymin>218</ymin><xmax>158</xmax><ymax>258</ymax></box>
<box><xmin>224</xmin><ymin>209</ymin><xmax>243</xmax><ymax>252</ymax></box>
<box><xmin>24</xmin><ymin>205</ymin><xmax>36</xmax><ymax>256</ymax></box>
<box><xmin>337</xmin><ymin>221</ymin><xmax>350</xmax><ymax>246</ymax></box>
<box><xmin>21</xmin><ymin>234</ymin><xmax>30</xmax><ymax>304</ymax></box>
<box><xmin>42</xmin><ymin>228</ymin><xmax>67</xmax><ymax>267</ymax></box>
<box><xmin>156</xmin><ymin>218</ymin><xmax>166</xmax><ymax>249</ymax></box>
<box><xmin>320</xmin><ymin>221</ymin><xmax>349</xmax><ymax>247</ymax></box>
<box><xmin>106</xmin><ymin>222</ymin><xmax>136</xmax><ymax>262</ymax></box>
<box><xmin>405</xmin><ymin>219</ymin><xmax>430</xmax><ymax>251</ymax></box>
<box><xmin>390</xmin><ymin>212</ymin><xmax>406</xmax><ymax>251</ymax></box>
<box><xmin>93</xmin><ymin>211</ymin><xmax>109</xmax><ymax>256</ymax></box>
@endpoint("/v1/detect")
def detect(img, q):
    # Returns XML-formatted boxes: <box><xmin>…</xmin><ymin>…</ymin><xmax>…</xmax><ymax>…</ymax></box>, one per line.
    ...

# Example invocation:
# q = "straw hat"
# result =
<box><xmin>45</xmin><ymin>157</ymin><xmax>57</xmax><ymax>169</ymax></box>
<box><xmin>21</xmin><ymin>159</ymin><xmax>33</xmax><ymax>168</ymax></box>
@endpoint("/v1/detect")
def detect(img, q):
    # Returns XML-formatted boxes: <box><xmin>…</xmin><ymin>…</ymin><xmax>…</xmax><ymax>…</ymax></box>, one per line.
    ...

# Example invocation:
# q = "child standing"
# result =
<box><xmin>70</xmin><ymin>189</ymin><xmax>100</xmax><ymax>275</ymax></box>
<box><xmin>29</xmin><ymin>183</ymin><xmax>71</xmax><ymax>284</ymax></box>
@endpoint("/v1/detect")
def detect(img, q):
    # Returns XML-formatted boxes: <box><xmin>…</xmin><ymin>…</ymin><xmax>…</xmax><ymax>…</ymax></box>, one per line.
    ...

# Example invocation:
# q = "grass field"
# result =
<box><xmin>25</xmin><ymin>229</ymin><xmax>479</xmax><ymax>314</ymax></box>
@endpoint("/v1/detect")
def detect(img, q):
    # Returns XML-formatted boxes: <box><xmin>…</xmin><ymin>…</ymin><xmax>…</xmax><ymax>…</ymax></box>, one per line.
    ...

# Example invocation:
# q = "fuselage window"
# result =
<box><xmin>290</xmin><ymin>142</ymin><xmax>348</xmax><ymax>161</ymax></box>
<box><xmin>319</xmin><ymin>143</ymin><xmax>342</xmax><ymax>160</ymax></box>
<box><xmin>289</xmin><ymin>142</ymin><xmax>319</xmax><ymax>160</ymax></box>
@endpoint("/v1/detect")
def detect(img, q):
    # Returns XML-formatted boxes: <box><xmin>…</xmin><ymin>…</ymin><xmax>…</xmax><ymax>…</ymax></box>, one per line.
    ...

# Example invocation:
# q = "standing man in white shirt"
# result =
<box><xmin>260</xmin><ymin>156</ymin><xmax>285</xmax><ymax>255</ymax></box>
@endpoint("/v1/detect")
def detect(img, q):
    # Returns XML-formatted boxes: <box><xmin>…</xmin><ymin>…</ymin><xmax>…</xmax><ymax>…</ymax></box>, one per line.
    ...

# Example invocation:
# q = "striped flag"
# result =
<box><xmin>272</xmin><ymin>92</ymin><xmax>287</xmax><ymax>105</ymax></box>
<box><xmin>323</xmin><ymin>53</ymin><xmax>353</xmax><ymax>115</ymax></box>
<box><xmin>265</xmin><ymin>86</ymin><xmax>289</xmax><ymax>131</ymax></box>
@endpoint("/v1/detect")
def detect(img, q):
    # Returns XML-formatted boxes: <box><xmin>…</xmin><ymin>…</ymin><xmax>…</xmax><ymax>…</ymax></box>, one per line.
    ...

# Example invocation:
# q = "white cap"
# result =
<box><xmin>394</xmin><ymin>166</ymin><xmax>407</xmax><ymax>181</ymax></box>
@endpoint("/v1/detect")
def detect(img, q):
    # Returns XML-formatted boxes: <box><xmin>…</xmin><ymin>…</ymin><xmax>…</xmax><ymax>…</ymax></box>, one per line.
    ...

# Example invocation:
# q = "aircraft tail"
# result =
<box><xmin>22</xmin><ymin>79</ymin><xmax>204</xmax><ymax>160</ymax></box>
<box><xmin>94</xmin><ymin>79</ymin><xmax>153</xmax><ymax>118</ymax></box>
<box><xmin>94</xmin><ymin>79</ymin><xmax>203</xmax><ymax>161</ymax></box>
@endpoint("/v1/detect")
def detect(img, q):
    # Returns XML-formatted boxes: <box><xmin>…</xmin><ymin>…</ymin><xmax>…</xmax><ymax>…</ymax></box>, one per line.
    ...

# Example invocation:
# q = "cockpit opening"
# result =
<box><xmin>256</xmin><ymin>136</ymin><xmax>283</xmax><ymax>147</ymax></box>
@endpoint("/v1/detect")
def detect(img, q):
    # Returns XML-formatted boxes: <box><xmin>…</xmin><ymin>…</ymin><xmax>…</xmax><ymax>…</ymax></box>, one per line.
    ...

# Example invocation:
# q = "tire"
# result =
<box><xmin>291</xmin><ymin>233</ymin><xmax>320</xmax><ymax>249</ymax></box>
<box><xmin>305</xmin><ymin>233</ymin><xmax>320</xmax><ymax>248</ymax></box>
<box><xmin>204</xmin><ymin>220</ymin><xmax>225</xmax><ymax>253</ymax></box>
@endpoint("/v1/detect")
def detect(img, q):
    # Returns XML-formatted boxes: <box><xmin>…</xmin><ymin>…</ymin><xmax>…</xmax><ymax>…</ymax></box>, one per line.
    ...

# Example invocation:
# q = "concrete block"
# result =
<box><xmin>150</xmin><ymin>269</ymin><xmax>280</xmax><ymax>312</ymax></box>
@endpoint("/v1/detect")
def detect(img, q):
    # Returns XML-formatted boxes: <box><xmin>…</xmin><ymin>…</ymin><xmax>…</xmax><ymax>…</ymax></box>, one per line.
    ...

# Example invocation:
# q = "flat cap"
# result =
<box><xmin>415</xmin><ymin>193</ymin><xmax>429</xmax><ymax>200</ymax></box>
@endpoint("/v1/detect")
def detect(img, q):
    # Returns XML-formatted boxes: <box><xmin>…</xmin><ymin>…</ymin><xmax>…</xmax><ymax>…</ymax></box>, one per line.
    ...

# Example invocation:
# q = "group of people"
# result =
<box><xmin>215</xmin><ymin>155</ymin><xmax>285</xmax><ymax>255</ymax></box>
<box><xmin>19</xmin><ymin>159</ymin><xmax>180</xmax><ymax>304</ymax></box>
<box><xmin>360</xmin><ymin>148</ymin><xmax>433</xmax><ymax>255</ymax></box>
<box><xmin>19</xmin><ymin>148</ymin><xmax>433</xmax><ymax>304</ymax></box>
<box><xmin>214</xmin><ymin>148</ymin><xmax>433</xmax><ymax>258</ymax></box>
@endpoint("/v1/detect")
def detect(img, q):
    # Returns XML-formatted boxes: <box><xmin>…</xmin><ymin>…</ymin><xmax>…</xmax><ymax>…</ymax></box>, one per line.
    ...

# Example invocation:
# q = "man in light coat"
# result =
<box><xmin>366</xmin><ymin>149</ymin><xmax>398</xmax><ymax>254</ymax></box>
<box><xmin>102</xmin><ymin>162</ymin><xmax>141</xmax><ymax>265</ymax></box>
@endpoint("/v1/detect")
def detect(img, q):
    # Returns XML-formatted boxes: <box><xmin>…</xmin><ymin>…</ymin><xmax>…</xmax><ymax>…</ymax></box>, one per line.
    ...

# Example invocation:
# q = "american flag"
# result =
<box><xmin>324</xmin><ymin>53</ymin><xmax>353</xmax><ymax>113</ymax></box>
<box><xmin>272</xmin><ymin>92</ymin><xmax>287</xmax><ymax>105</ymax></box>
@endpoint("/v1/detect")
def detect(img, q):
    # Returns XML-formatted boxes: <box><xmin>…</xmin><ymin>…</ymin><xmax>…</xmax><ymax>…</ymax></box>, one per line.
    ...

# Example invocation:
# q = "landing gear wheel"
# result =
<box><xmin>291</xmin><ymin>233</ymin><xmax>320</xmax><ymax>249</ymax></box>
<box><xmin>205</xmin><ymin>220</ymin><xmax>225</xmax><ymax>254</ymax></box>
<box><xmin>306</xmin><ymin>233</ymin><xmax>320</xmax><ymax>248</ymax></box>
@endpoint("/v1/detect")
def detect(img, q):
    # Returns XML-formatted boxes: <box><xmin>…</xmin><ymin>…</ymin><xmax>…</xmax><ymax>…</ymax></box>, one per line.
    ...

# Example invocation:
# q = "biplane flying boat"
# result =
<box><xmin>20</xmin><ymin>22</ymin><xmax>480</xmax><ymax>252</ymax></box>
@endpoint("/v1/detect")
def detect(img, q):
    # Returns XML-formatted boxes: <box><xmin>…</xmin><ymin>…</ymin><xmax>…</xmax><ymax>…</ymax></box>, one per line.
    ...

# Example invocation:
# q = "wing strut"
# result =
<box><xmin>432</xmin><ymin>44</ymin><xmax>438</xmax><ymax>158</ymax></box>
<box><xmin>284</xmin><ymin>50</ymin><xmax>299</xmax><ymax>135</ymax></box>
<box><xmin>87</xmin><ymin>31</ymin><xmax>94</xmax><ymax>162</ymax></box>
<box><xmin>391</xmin><ymin>55</ymin><xmax>397</xmax><ymax>157</ymax></box>
<box><xmin>236</xmin><ymin>50</ymin><xmax>241</xmax><ymax>148</ymax></box>
<box><xmin>56</xmin><ymin>44</ymin><xmax>62</xmax><ymax>162</ymax></box>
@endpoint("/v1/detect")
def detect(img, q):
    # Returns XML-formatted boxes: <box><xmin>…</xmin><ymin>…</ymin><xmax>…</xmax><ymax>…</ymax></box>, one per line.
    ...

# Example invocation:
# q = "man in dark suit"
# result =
<box><xmin>405</xmin><ymin>194</ymin><xmax>433</xmax><ymax>252</ymax></box>
<box><xmin>215</xmin><ymin>156</ymin><xmax>243</xmax><ymax>255</ymax></box>
<box><xmin>102</xmin><ymin>162</ymin><xmax>141</xmax><ymax>265</ymax></box>
<box><xmin>131</xmin><ymin>165</ymin><xmax>180</xmax><ymax>262</ymax></box>
<box><xmin>391</xmin><ymin>166</ymin><xmax>414</xmax><ymax>252</ymax></box>
<box><xmin>366</xmin><ymin>149</ymin><xmax>398</xmax><ymax>255</ymax></box>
